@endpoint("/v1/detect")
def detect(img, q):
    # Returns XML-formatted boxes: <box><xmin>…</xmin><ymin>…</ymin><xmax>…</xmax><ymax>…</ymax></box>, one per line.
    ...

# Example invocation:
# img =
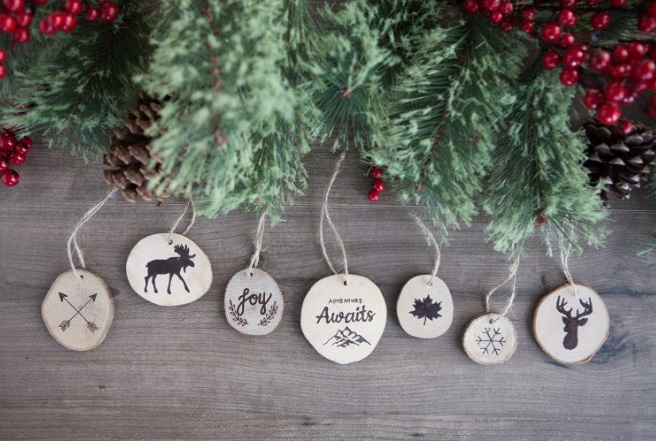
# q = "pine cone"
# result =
<box><xmin>103</xmin><ymin>92</ymin><xmax>171</xmax><ymax>203</ymax></box>
<box><xmin>584</xmin><ymin>120</ymin><xmax>656</xmax><ymax>205</ymax></box>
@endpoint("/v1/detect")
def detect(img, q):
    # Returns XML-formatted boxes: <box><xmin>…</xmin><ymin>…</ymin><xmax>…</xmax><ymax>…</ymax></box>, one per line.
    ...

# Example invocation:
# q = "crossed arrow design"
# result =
<box><xmin>58</xmin><ymin>292</ymin><xmax>99</xmax><ymax>333</ymax></box>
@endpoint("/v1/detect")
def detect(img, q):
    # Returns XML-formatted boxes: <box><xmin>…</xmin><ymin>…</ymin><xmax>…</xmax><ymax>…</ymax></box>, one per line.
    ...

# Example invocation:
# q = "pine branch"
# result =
<box><xmin>138</xmin><ymin>0</ymin><xmax>312</xmax><ymax>217</ymax></box>
<box><xmin>2</xmin><ymin>1</ymin><xmax>153</xmax><ymax>159</ymax></box>
<box><xmin>483</xmin><ymin>68</ymin><xmax>607</xmax><ymax>254</ymax></box>
<box><xmin>367</xmin><ymin>16</ymin><xmax>527</xmax><ymax>237</ymax></box>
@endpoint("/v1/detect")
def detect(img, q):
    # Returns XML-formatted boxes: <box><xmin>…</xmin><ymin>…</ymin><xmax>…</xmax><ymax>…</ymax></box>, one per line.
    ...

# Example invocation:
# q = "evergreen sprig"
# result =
<box><xmin>483</xmin><ymin>68</ymin><xmax>607</xmax><ymax>255</ymax></box>
<box><xmin>367</xmin><ymin>16</ymin><xmax>526</xmax><ymax>236</ymax></box>
<box><xmin>137</xmin><ymin>0</ymin><xmax>313</xmax><ymax>217</ymax></box>
<box><xmin>2</xmin><ymin>1</ymin><xmax>152</xmax><ymax>160</ymax></box>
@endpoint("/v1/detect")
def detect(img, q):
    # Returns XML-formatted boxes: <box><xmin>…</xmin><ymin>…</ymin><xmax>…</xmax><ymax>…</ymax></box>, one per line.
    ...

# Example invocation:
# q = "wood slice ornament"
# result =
<box><xmin>301</xmin><ymin>274</ymin><xmax>387</xmax><ymax>365</ymax></box>
<box><xmin>225</xmin><ymin>268</ymin><xmax>284</xmax><ymax>335</ymax></box>
<box><xmin>463</xmin><ymin>313</ymin><xmax>517</xmax><ymax>365</ymax></box>
<box><xmin>398</xmin><ymin>275</ymin><xmax>453</xmax><ymax>339</ymax></box>
<box><xmin>126</xmin><ymin>233</ymin><xmax>212</xmax><ymax>306</ymax></box>
<box><xmin>533</xmin><ymin>283</ymin><xmax>610</xmax><ymax>364</ymax></box>
<box><xmin>43</xmin><ymin>269</ymin><xmax>114</xmax><ymax>351</ymax></box>
<box><xmin>397</xmin><ymin>216</ymin><xmax>453</xmax><ymax>339</ymax></box>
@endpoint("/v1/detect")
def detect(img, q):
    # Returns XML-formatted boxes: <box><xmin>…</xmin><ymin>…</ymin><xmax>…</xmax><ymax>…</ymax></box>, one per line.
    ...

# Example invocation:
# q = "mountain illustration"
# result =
<box><xmin>323</xmin><ymin>327</ymin><xmax>371</xmax><ymax>348</ymax></box>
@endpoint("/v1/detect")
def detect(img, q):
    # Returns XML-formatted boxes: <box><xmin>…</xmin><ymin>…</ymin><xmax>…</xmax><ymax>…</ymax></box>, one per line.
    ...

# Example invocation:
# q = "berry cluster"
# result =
<box><xmin>0</xmin><ymin>128</ymin><xmax>32</xmax><ymax>186</ymax></box>
<box><xmin>464</xmin><ymin>0</ymin><xmax>656</xmax><ymax>125</ymax></box>
<box><xmin>0</xmin><ymin>0</ymin><xmax>119</xmax><ymax>79</ymax></box>
<box><xmin>367</xmin><ymin>167</ymin><xmax>385</xmax><ymax>202</ymax></box>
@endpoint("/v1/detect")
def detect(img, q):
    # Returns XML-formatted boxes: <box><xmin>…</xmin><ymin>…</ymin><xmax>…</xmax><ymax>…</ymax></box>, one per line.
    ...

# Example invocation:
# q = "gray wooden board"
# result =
<box><xmin>1</xmin><ymin>145</ymin><xmax>656</xmax><ymax>440</ymax></box>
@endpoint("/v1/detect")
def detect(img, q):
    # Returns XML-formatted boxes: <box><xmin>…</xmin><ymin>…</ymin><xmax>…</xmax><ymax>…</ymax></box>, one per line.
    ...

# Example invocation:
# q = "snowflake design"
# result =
<box><xmin>476</xmin><ymin>327</ymin><xmax>506</xmax><ymax>356</ymax></box>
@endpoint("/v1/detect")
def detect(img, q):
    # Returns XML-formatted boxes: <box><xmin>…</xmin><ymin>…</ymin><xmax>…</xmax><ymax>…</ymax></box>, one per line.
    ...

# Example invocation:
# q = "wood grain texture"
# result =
<box><xmin>1</xmin><ymin>144</ymin><xmax>656</xmax><ymax>440</ymax></box>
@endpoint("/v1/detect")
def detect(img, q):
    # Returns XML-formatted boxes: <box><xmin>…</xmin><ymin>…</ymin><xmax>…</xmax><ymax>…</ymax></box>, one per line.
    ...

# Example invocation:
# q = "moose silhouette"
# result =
<box><xmin>144</xmin><ymin>244</ymin><xmax>196</xmax><ymax>295</ymax></box>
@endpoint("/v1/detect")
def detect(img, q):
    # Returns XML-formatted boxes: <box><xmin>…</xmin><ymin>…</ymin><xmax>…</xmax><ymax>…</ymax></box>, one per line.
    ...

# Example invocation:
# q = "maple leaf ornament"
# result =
<box><xmin>410</xmin><ymin>295</ymin><xmax>442</xmax><ymax>325</ymax></box>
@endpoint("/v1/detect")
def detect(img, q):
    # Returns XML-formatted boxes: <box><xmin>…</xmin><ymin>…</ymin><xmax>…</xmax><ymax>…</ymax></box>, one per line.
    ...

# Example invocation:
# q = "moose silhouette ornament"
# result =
<box><xmin>533</xmin><ymin>283</ymin><xmax>610</xmax><ymax>364</ymax></box>
<box><xmin>126</xmin><ymin>233</ymin><xmax>212</xmax><ymax>306</ymax></box>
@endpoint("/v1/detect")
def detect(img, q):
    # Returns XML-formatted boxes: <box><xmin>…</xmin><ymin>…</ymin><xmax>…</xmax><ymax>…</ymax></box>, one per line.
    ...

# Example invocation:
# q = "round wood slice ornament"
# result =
<box><xmin>397</xmin><ymin>275</ymin><xmax>453</xmax><ymax>339</ymax></box>
<box><xmin>224</xmin><ymin>268</ymin><xmax>284</xmax><ymax>335</ymax></box>
<box><xmin>301</xmin><ymin>274</ymin><xmax>387</xmax><ymax>365</ymax></box>
<box><xmin>126</xmin><ymin>233</ymin><xmax>212</xmax><ymax>306</ymax></box>
<box><xmin>463</xmin><ymin>313</ymin><xmax>517</xmax><ymax>365</ymax></box>
<box><xmin>42</xmin><ymin>269</ymin><xmax>114</xmax><ymax>351</ymax></box>
<box><xmin>533</xmin><ymin>283</ymin><xmax>610</xmax><ymax>364</ymax></box>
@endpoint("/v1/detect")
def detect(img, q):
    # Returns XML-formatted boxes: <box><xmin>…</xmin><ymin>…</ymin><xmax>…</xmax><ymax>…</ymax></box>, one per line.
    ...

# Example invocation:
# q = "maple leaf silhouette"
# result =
<box><xmin>410</xmin><ymin>295</ymin><xmax>442</xmax><ymax>325</ymax></box>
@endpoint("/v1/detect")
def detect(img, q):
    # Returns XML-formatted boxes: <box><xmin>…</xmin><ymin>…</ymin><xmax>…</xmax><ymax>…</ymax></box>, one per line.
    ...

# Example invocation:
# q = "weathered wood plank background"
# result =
<box><xmin>0</xmin><ymin>145</ymin><xmax>655</xmax><ymax>440</ymax></box>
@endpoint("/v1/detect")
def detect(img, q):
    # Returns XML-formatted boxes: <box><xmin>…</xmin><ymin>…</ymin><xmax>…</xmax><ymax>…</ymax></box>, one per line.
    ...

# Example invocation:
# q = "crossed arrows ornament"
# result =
<box><xmin>58</xmin><ymin>292</ymin><xmax>99</xmax><ymax>333</ymax></box>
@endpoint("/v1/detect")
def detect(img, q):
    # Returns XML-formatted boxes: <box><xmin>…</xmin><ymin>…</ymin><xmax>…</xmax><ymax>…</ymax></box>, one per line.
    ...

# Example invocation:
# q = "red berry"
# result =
<box><xmin>559</xmin><ymin>68</ymin><xmax>579</xmax><ymax>87</ymax></box>
<box><xmin>648</xmin><ymin>78</ymin><xmax>656</xmax><ymax>90</ymax></box>
<box><xmin>85</xmin><ymin>7</ymin><xmax>100</xmax><ymax>22</ymax></box>
<box><xmin>481</xmin><ymin>0</ymin><xmax>500</xmax><ymax>11</ymax></box>
<box><xmin>648</xmin><ymin>2</ymin><xmax>656</xmax><ymax>19</ymax></box>
<box><xmin>542</xmin><ymin>22</ymin><xmax>562</xmax><ymax>42</ymax></box>
<box><xmin>0</xmin><ymin>157</ymin><xmax>7</xmax><ymax>172</ymax></box>
<box><xmin>489</xmin><ymin>11</ymin><xmax>503</xmax><ymax>23</ymax></box>
<box><xmin>499</xmin><ymin>1</ymin><xmax>513</xmax><ymax>15</ymax></box>
<box><xmin>558</xmin><ymin>9</ymin><xmax>576</xmax><ymax>28</ymax></box>
<box><xmin>65</xmin><ymin>0</ymin><xmax>83</xmax><ymax>14</ymax></box>
<box><xmin>520</xmin><ymin>20</ymin><xmax>535</xmax><ymax>34</ymax></box>
<box><xmin>591</xmin><ymin>12</ymin><xmax>610</xmax><ymax>30</ymax></box>
<box><xmin>632</xmin><ymin>59</ymin><xmax>656</xmax><ymax>80</ymax></box>
<box><xmin>100</xmin><ymin>2</ymin><xmax>119</xmax><ymax>23</ymax></box>
<box><xmin>15</xmin><ymin>11</ymin><xmax>32</xmax><ymax>28</ymax></box>
<box><xmin>48</xmin><ymin>12</ymin><xmax>65</xmax><ymax>29</ymax></box>
<box><xmin>627</xmin><ymin>42</ymin><xmax>647</xmax><ymax>59</ymax></box>
<box><xmin>610</xmin><ymin>0</ymin><xmax>627</xmax><ymax>6</ymax></box>
<box><xmin>560</xmin><ymin>33</ymin><xmax>576</xmax><ymax>47</ymax></box>
<box><xmin>0</xmin><ymin>65</ymin><xmax>6</xmax><ymax>79</ymax></box>
<box><xmin>561</xmin><ymin>0</ymin><xmax>576</xmax><ymax>7</ymax></box>
<box><xmin>1</xmin><ymin>169</ymin><xmax>19</xmax><ymax>186</ymax></box>
<box><xmin>13</xmin><ymin>27</ymin><xmax>29</xmax><ymax>43</ymax></box>
<box><xmin>1</xmin><ymin>132</ymin><xmax>16</xmax><ymax>150</ymax></box>
<box><xmin>596</xmin><ymin>103</ymin><xmax>622</xmax><ymax>125</ymax></box>
<box><xmin>0</xmin><ymin>14</ymin><xmax>17</xmax><ymax>33</ymax></box>
<box><xmin>605</xmin><ymin>81</ymin><xmax>627</xmax><ymax>102</ymax></box>
<box><xmin>0</xmin><ymin>49</ymin><xmax>5</xmax><ymax>64</ymax></box>
<box><xmin>583</xmin><ymin>90</ymin><xmax>603</xmax><ymax>110</ymax></box>
<box><xmin>590</xmin><ymin>49</ymin><xmax>611</xmax><ymax>71</ymax></box>
<box><xmin>13</xmin><ymin>143</ymin><xmax>27</xmax><ymax>156</ymax></box>
<box><xmin>522</xmin><ymin>8</ymin><xmax>536</xmax><ymax>20</ymax></box>
<box><xmin>368</xmin><ymin>189</ymin><xmax>380</xmax><ymax>202</ymax></box>
<box><xmin>464</xmin><ymin>0</ymin><xmax>480</xmax><ymax>14</ymax></box>
<box><xmin>2</xmin><ymin>0</ymin><xmax>24</xmax><ymax>12</ymax></box>
<box><xmin>38</xmin><ymin>19</ymin><xmax>55</xmax><ymax>35</ymax></box>
<box><xmin>542</xmin><ymin>51</ymin><xmax>560</xmax><ymax>70</ymax></box>
<box><xmin>371</xmin><ymin>168</ymin><xmax>383</xmax><ymax>179</ymax></box>
<box><xmin>500</xmin><ymin>21</ymin><xmax>513</xmax><ymax>32</ymax></box>
<box><xmin>9</xmin><ymin>150</ymin><xmax>26</xmax><ymax>165</ymax></box>
<box><xmin>612</xmin><ymin>45</ymin><xmax>630</xmax><ymax>63</ymax></box>
<box><xmin>61</xmin><ymin>13</ymin><xmax>76</xmax><ymax>32</ymax></box>
<box><xmin>563</xmin><ymin>47</ymin><xmax>586</xmax><ymax>68</ymax></box>
<box><xmin>620</xmin><ymin>120</ymin><xmax>634</xmax><ymax>134</ymax></box>
<box><xmin>372</xmin><ymin>179</ymin><xmax>385</xmax><ymax>192</ymax></box>
<box><xmin>21</xmin><ymin>136</ymin><xmax>32</xmax><ymax>149</ymax></box>
<box><xmin>634</xmin><ymin>81</ymin><xmax>649</xmax><ymax>94</ymax></box>
<box><xmin>638</xmin><ymin>16</ymin><xmax>656</xmax><ymax>33</ymax></box>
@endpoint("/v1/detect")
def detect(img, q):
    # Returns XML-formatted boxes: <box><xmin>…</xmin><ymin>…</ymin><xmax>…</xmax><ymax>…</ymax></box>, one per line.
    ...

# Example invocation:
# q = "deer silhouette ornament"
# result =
<box><xmin>556</xmin><ymin>296</ymin><xmax>593</xmax><ymax>350</ymax></box>
<box><xmin>144</xmin><ymin>244</ymin><xmax>196</xmax><ymax>295</ymax></box>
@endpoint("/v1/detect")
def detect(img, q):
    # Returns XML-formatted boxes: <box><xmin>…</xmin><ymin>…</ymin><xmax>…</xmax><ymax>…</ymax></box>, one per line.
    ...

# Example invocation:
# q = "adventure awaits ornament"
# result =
<box><xmin>301</xmin><ymin>152</ymin><xmax>387</xmax><ymax>364</ymax></box>
<box><xmin>43</xmin><ymin>269</ymin><xmax>115</xmax><ymax>351</ymax></box>
<box><xmin>533</xmin><ymin>284</ymin><xmax>610</xmax><ymax>364</ymax></box>
<box><xmin>126</xmin><ymin>233</ymin><xmax>212</xmax><ymax>306</ymax></box>
<box><xmin>301</xmin><ymin>274</ymin><xmax>387</xmax><ymax>365</ymax></box>
<box><xmin>225</xmin><ymin>268</ymin><xmax>284</xmax><ymax>335</ymax></box>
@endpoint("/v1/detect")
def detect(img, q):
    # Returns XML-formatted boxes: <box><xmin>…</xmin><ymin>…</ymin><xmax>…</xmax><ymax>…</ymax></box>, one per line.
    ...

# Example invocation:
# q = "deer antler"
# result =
<box><xmin>575</xmin><ymin>298</ymin><xmax>593</xmax><ymax>319</ymax></box>
<box><xmin>556</xmin><ymin>296</ymin><xmax>572</xmax><ymax>318</ymax></box>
